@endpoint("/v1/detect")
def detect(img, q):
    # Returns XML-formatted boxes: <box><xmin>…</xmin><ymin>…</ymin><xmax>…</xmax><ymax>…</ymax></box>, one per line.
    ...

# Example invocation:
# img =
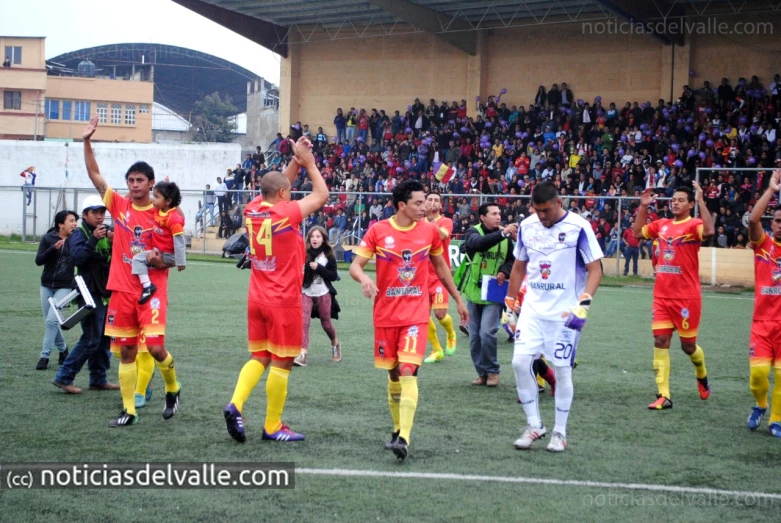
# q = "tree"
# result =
<box><xmin>192</xmin><ymin>92</ymin><xmax>238</xmax><ymax>142</ymax></box>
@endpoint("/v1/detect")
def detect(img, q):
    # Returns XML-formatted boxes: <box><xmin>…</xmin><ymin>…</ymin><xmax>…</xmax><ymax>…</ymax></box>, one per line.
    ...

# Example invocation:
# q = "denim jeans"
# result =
<box><xmin>623</xmin><ymin>246</ymin><xmax>639</xmax><ymax>275</ymax></box>
<box><xmin>196</xmin><ymin>203</ymin><xmax>215</xmax><ymax>227</ymax></box>
<box><xmin>467</xmin><ymin>301</ymin><xmax>502</xmax><ymax>376</ymax></box>
<box><xmin>40</xmin><ymin>286</ymin><xmax>70</xmax><ymax>358</ymax></box>
<box><xmin>329</xmin><ymin>228</ymin><xmax>344</xmax><ymax>245</ymax></box>
<box><xmin>337</xmin><ymin>128</ymin><xmax>346</xmax><ymax>144</ymax></box>
<box><xmin>54</xmin><ymin>299</ymin><xmax>110</xmax><ymax>387</ymax></box>
<box><xmin>358</xmin><ymin>129</ymin><xmax>368</xmax><ymax>142</ymax></box>
<box><xmin>346</xmin><ymin>127</ymin><xmax>355</xmax><ymax>144</ymax></box>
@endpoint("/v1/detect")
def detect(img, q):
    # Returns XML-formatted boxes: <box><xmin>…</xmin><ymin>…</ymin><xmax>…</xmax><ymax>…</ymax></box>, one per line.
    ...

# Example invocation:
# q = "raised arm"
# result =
<box><xmin>281</xmin><ymin>140</ymin><xmax>301</xmax><ymax>185</ymax></box>
<box><xmin>633</xmin><ymin>188</ymin><xmax>655</xmax><ymax>239</ymax></box>
<box><xmin>82</xmin><ymin>116</ymin><xmax>109</xmax><ymax>198</ymax></box>
<box><xmin>692</xmin><ymin>181</ymin><xmax>715</xmax><ymax>240</ymax></box>
<box><xmin>294</xmin><ymin>138</ymin><xmax>329</xmax><ymax>217</ymax></box>
<box><xmin>749</xmin><ymin>170</ymin><xmax>781</xmax><ymax>243</ymax></box>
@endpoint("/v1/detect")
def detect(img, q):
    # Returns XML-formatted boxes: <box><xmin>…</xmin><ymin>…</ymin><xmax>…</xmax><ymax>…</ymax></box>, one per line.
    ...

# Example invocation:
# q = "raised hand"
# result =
<box><xmin>83</xmin><ymin>116</ymin><xmax>99</xmax><ymax>141</ymax></box>
<box><xmin>769</xmin><ymin>169</ymin><xmax>781</xmax><ymax>193</ymax></box>
<box><xmin>639</xmin><ymin>188</ymin><xmax>657</xmax><ymax>207</ymax></box>
<box><xmin>692</xmin><ymin>180</ymin><xmax>704</xmax><ymax>201</ymax></box>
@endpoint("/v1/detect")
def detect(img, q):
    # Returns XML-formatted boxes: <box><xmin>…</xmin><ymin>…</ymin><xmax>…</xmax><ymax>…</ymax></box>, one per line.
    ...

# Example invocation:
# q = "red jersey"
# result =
<box><xmin>103</xmin><ymin>187</ymin><xmax>168</xmax><ymax>294</ymax></box>
<box><xmin>642</xmin><ymin>217</ymin><xmax>704</xmax><ymax>299</ymax></box>
<box><xmin>243</xmin><ymin>197</ymin><xmax>304</xmax><ymax>307</ymax></box>
<box><xmin>355</xmin><ymin>217</ymin><xmax>443</xmax><ymax>327</ymax></box>
<box><xmin>751</xmin><ymin>232</ymin><xmax>781</xmax><ymax>321</ymax></box>
<box><xmin>153</xmin><ymin>207</ymin><xmax>185</xmax><ymax>253</ymax></box>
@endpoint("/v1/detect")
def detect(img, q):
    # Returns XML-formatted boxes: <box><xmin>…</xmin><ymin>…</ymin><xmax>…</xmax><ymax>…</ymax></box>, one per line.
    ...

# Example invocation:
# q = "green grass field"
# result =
<box><xmin>0</xmin><ymin>249</ymin><xmax>778</xmax><ymax>522</ymax></box>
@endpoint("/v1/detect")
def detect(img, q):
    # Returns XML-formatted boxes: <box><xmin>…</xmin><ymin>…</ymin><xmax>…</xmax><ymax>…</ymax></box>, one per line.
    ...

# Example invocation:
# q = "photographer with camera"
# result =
<box><xmin>52</xmin><ymin>195</ymin><xmax>119</xmax><ymax>394</ymax></box>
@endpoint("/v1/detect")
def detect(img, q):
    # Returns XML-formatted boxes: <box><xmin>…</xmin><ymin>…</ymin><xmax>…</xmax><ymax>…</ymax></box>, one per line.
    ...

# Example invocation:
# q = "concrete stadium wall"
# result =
<box><xmin>281</xmin><ymin>13</ymin><xmax>781</xmax><ymax>138</ymax></box>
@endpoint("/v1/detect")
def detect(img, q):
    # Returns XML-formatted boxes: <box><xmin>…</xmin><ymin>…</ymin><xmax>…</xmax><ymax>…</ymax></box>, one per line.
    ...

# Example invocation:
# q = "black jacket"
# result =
<box><xmin>463</xmin><ymin>225</ymin><xmax>515</xmax><ymax>278</ymax></box>
<box><xmin>36</xmin><ymin>231</ymin><xmax>74</xmax><ymax>289</ymax></box>
<box><xmin>303</xmin><ymin>253</ymin><xmax>341</xmax><ymax>320</ymax></box>
<box><xmin>68</xmin><ymin>223</ymin><xmax>111</xmax><ymax>299</ymax></box>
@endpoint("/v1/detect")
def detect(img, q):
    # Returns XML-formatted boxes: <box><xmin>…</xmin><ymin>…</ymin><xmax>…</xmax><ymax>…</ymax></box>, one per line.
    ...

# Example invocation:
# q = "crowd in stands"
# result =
<box><xmin>226</xmin><ymin>73</ymin><xmax>781</xmax><ymax>253</ymax></box>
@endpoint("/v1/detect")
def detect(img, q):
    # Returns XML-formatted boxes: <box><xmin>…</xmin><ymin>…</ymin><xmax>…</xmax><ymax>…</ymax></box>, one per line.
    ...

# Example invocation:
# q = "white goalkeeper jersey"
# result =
<box><xmin>514</xmin><ymin>212</ymin><xmax>603</xmax><ymax>320</ymax></box>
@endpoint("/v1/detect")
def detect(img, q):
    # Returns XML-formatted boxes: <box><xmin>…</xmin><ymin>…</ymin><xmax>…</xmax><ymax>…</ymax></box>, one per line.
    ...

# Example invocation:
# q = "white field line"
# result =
<box><xmin>296</xmin><ymin>467</ymin><xmax>781</xmax><ymax>501</ymax></box>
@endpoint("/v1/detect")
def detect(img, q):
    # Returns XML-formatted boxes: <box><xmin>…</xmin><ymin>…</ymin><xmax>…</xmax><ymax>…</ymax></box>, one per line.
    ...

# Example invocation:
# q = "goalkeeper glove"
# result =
<box><xmin>563</xmin><ymin>293</ymin><xmax>592</xmax><ymax>332</ymax></box>
<box><xmin>501</xmin><ymin>296</ymin><xmax>520</xmax><ymax>333</ymax></box>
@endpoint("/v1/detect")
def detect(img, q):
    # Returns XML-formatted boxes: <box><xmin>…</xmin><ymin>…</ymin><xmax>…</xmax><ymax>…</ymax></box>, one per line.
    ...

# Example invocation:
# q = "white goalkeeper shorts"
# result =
<box><xmin>513</xmin><ymin>313</ymin><xmax>580</xmax><ymax>368</ymax></box>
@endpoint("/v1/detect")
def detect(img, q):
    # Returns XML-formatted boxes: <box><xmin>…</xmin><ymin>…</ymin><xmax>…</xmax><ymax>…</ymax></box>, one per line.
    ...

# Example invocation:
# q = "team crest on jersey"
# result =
<box><xmin>130</xmin><ymin>226</ymin><xmax>146</xmax><ymax>256</ymax></box>
<box><xmin>150</xmin><ymin>297</ymin><xmax>161</xmax><ymax>310</ymax></box>
<box><xmin>681</xmin><ymin>308</ymin><xmax>690</xmax><ymax>319</ymax></box>
<box><xmin>663</xmin><ymin>247</ymin><xmax>675</xmax><ymax>262</ymax></box>
<box><xmin>558</xmin><ymin>232</ymin><xmax>566</xmax><ymax>243</ymax></box>
<box><xmin>772</xmin><ymin>258</ymin><xmax>781</xmax><ymax>285</ymax></box>
<box><xmin>539</xmin><ymin>260</ymin><xmax>552</xmax><ymax>280</ymax></box>
<box><xmin>397</xmin><ymin>250</ymin><xmax>416</xmax><ymax>286</ymax></box>
<box><xmin>108</xmin><ymin>314</ymin><xmax>115</xmax><ymax>325</ymax></box>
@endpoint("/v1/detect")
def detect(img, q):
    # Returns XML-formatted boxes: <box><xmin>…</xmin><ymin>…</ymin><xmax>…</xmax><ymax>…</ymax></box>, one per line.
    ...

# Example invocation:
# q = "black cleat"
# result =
<box><xmin>109</xmin><ymin>409</ymin><xmax>138</xmax><ymax>428</ymax></box>
<box><xmin>58</xmin><ymin>348</ymin><xmax>69</xmax><ymax>365</ymax></box>
<box><xmin>384</xmin><ymin>430</ymin><xmax>400</xmax><ymax>450</ymax></box>
<box><xmin>390</xmin><ymin>436</ymin><xmax>409</xmax><ymax>461</ymax></box>
<box><xmin>138</xmin><ymin>284</ymin><xmax>157</xmax><ymax>305</ymax></box>
<box><xmin>162</xmin><ymin>382</ymin><xmax>181</xmax><ymax>419</ymax></box>
<box><xmin>459</xmin><ymin>325</ymin><xmax>469</xmax><ymax>337</ymax></box>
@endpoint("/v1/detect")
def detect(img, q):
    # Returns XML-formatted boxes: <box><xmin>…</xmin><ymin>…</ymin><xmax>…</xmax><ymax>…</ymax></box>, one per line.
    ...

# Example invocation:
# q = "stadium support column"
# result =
<box><xmin>279</xmin><ymin>44</ymin><xmax>301</xmax><ymax>136</ymax></box>
<box><xmin>660</xmin><ymin>39</ymin><xmax>690</xmax><ymax>103</ymax></box>
<box><xmin>466</xmin><ymin>31</ymin><xmax>487</xmax><ymax>120</ymax></box>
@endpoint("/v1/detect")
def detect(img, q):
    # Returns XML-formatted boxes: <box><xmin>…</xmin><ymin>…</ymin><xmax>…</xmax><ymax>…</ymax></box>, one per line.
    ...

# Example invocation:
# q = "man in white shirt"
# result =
<box><xmin>504</xmin><ymin>181</ymin><xmax>604</xmax><ymax>452</ymax></box>
<box><xmin>214</xmin><ymin>176</ymin><xmax>229</xmax><ymax>214</ymax></box>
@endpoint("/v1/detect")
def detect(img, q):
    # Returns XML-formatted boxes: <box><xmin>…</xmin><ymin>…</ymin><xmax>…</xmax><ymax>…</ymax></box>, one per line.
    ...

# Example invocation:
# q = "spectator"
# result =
<box><xmin>196</xmin><ymin>184</ymin><xmax>216</xmax><ymax>228</ymax></box>
<box><xmin>214</xmin><ymin>176</ymin><xmax>228</xmax><ymax>215</ymax></box>
<box><xmin>35</xmin><ymin>210</ymin><xmax>77</xmax><ymax>370</ymax></box>
<box><xmin>329</xmin><ymin>208</ymin><xmax>347</xmax><ymax>245</ymax></box>
<box><xmin>20</xmin><ymin>165</ymin><xmax>36</xmax><ymax>206</ymax></box>
<box><xmin>622</xmin><ymin>220</ymin><xmax>640</xmax><ymax>276</ymax></box>
<box><xmin>3</xmin><ymin>56</ymin><xmax>10</xmax><ymax>67</ymax></box>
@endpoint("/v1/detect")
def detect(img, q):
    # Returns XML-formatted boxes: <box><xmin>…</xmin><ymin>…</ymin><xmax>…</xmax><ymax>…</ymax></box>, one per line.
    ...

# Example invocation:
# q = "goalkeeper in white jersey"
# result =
<box><xmin>504</xmin><ymin>182</ymin><xmax>603</xmax><ymax>452</ymax></box>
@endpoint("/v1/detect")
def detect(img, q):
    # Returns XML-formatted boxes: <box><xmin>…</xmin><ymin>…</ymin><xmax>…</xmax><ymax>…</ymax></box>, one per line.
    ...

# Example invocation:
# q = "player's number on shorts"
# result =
<box><xmin>245</xmin><ymin>217</ymin><xmax>273</xmax><ymax>256</ymax></box>
<box><xmin>434</xmin><ymin>293</ymin><xmax>444</xmax><ymax>304</ymax></box>
<box><xmin>682</xmin><ymin>318</ymin><xmax>689</xmax><ymax>330</ymax></box>
<box><xmin>151</xmin><ymin>309</ymin><xmax>159</xmax><ymax>324</ymax></box>
<box><xmin>402</xmin><ymin>335</ymin><xmax>418</xmax><ymax>353</ymax></box>
<box><xmin>554</xmin><ymin>342</ymin><xmax>574</xmax><ymax>361</ymax></box>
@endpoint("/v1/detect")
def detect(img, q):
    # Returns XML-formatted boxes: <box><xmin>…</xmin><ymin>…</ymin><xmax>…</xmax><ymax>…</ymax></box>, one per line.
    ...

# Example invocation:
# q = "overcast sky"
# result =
<box><xmin>6</xmin><ymin>0</ymin><xmax>281</xmax><ymax>84</ymax></box>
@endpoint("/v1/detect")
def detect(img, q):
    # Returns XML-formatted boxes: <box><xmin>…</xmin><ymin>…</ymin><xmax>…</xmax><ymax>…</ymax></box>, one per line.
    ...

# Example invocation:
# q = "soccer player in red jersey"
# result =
<box><xmin>223</xmin><ymin>137</ymin><xmax>328</xmax><ymax>443</ymax></box>
<box><xmin>350</xmin><ymin>180</ymin><xmax>468</xmax><ymax>461</ymax></box>
<box><xmin>633</xmin><ymin>182</ymin><xmax>715</xmax><ymax>410</ymax></box>
<box><xmin>747</xmin><ymin>169</ymin><xmax>781</xmax><ymax>437</ymax></box>
<box><xmin>82</xmin><ymin>116</ymin><xmax>181</xmax><ymax>427</ymax></box>
<box><xmin>422</xmin><ymin>192</ymin><xmax>459</xmax><ymax>363</ymax></box>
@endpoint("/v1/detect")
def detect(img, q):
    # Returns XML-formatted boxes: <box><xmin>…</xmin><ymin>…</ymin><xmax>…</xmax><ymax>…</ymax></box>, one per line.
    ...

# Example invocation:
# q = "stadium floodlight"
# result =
<box><xmin>47</xmin><ymin>275</ymin><xmax>96</xmax><ymax>330</ymax></box>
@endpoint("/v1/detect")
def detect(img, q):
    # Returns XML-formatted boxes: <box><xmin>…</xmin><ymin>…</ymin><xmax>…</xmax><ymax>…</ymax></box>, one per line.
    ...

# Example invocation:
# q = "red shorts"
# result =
<box><xmin>374</xmin><ymin>323</ymin><xmax>428</xmax><ymax>370</ymax></box>
<box><xmin>106</xmin><ymin>290</ymin><xmax>167</xmax><ymax>352</ymax></box>
<box><xmin>652</xmin><ymin>297</ymin><xmax>701</xmax><ymax>341</ymax></box>
<box><xmin>248</xmin><ymin>299</ymin><xmax>301</xmax><ymax>359</ymax></box>
<box><xmin>429</xmin><ymin>278</ymin><xmax>450</xmax><ymax>310</ymax></box>
<box><xmin>749</xmin><ymin>321</ymin><xmax>781</xmax><ymax>366</ymax></box>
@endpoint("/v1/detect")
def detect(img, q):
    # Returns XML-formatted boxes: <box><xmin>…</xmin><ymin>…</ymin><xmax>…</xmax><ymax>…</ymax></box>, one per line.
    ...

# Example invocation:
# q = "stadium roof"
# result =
<box><xmin>47</xmin><ymin>43</ymin><xmax>276</xmax><ymax>116</ymax></box>
<box><xmin>173</xmin><ymin>0</ymin><xmax>781</xmax><ymax>56</ymax></box>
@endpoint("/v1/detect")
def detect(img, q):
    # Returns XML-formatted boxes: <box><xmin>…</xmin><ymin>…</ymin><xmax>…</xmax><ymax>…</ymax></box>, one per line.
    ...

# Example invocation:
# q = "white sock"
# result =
<box><xmin>512</xmin><ymin>354</ymin><xmax>541</xmax><ymax>428</ymax></box>
<box><xmin>139</xmin><ymin>274</ymin><xmax>151</xmax><ymax>288</ymax></box>
<box><xmin>553</xmin><ymin>366</ymin><xmax>574</xmax><ymax>438</ymax></box>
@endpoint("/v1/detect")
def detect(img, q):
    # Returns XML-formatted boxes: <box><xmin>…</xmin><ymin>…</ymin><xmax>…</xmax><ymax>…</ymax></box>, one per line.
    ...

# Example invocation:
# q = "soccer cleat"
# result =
<box><xmin>162</xmin><ymin>382</ymin><xmax>181</xmax><ymax>420</ymax></box>
<box><xmin>109</xmin><ymin>409</ymin><xmax>138</xmax><ymax>428</ymax></box>
<box><xmin>697</xmin><ymin>377</ymin><xmax>710</xmax><ymax>400</ymax></box>
<box><xmin>138</xmin><ymin>283</ymin><xmax>157</xmax><ymax>305</ymax></box>
<box><xmin>36</xmin><ymin>357</ymin><xmax>49</xmax><ymax>370</ymax></box>
<box><xmin>135</xmin><ymin>392</ymin><xmax>146</xmax><ymax>409</ymax></box>
<box><xmin>293</xmin><ymin>352</ymin><xmax>308</xmax><ymax>367</ymax></box>
<box><xmin>384</xmin><ymin>430</ymin><xmax>400</xmax><ymax>450</ymax></box>
<box><xmin>648</xmin><ymin>395</ymin><xmax>673</xmax><ymax>410</ymax></box>
<box><xmin>459</xmin><ymin>324</ymin><xmax>469</xmax><ymax>337</ymax></box>
<box><xmin>747</xmin><ymin>407</ymin><xmax>766</xmax><ymax>431</ymax></box>
<box><xmin>389</xmin><ymin>436</ymin><xmax>409</xmax><ymax>461</ymax></box>
<box><xmin>58</xmin><ymin>348</ymin><xmax>69</xmax><ymax>365</ymax></box>
<box><xmin>423</xmin><ymin>350</ymin><xmax>444</xmax><ymax>363</ymax></box>
<box><xmin>262</xmin><ymin>423</ymin><xmax>305</xmax><ymax>442</ymax></box>
<box><xmin>223</xmin><ymin>403</ymin><xmax>246</xmax><ymax>443</ymax></box>
<box><xmin>332</xmin><ymin>342</ymin><xmax>342</xmax><ymax>363</ymax></box>
<box><xmin>546</xmin><ymin>432</ymin><xmax>567</xmax><ymax>452</ymax></box>
<box><xmin>145</xmin><ymin>386</ymin><xmax>153</xmax><ymax>401</ymax></box>
<box><xmin>770</xmin><ymin>422</ymin><xmax>781</xmax><ymax>438</ymax></box>
<box><xmin>444</xmin><ymin>336</ymin><xmax>457</xmax><ymax>356</ymax></box>
<box><xmin>514</xmin><ymin>425</ymin><xmax>547</xmax><ymax>450</ymax></box>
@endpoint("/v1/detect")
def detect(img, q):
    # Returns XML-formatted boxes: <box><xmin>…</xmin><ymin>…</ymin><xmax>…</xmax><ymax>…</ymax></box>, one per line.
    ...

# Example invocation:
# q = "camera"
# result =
<box><xmin>99</xmin><ymin>225</ymin><xmax>114</xmax><ymax>233</ymax></box>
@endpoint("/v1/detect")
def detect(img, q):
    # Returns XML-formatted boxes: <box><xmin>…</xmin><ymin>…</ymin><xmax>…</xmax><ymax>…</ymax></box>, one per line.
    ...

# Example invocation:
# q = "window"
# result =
<box><xmin>139</xmin><ymin>104</ymin><xmax>149</xmax><ymax>114</ymax></box>
<box><xmin>111</xmin><ymin>104</ymin><xmax>121</xmax><ymax>124</ymax></box>
<box><xmin>62</xmin><ymin>100</ymin><xmax>72</xmax><ymax>121</ymax></box>
<box><xmin>97</xmin><ymin>103</ymin><xmax>107</xmax><ymax>123</ymax></box>
<box><xmin>74</xmin><ymin>101</ymin><xmax>91</xmax><ymax>121</ymax></box>
<box><xmin>3</xmin><ymin>91</ymin><xmax>21</xmax><ymax>110</ymax></box>
<box><xmin>4</xmin><ymin>46</ymin><xmax>22</xmax><ymax>65</ymax></box>
<box><xmin>125</xmin><ymin>104</ymin><xmax>136</xmax><ymax>125</ymax></box>
<box><xmin>45</xmin><ymin>99</ymin><xmax>59</xmax><ymax>120</ymax></box>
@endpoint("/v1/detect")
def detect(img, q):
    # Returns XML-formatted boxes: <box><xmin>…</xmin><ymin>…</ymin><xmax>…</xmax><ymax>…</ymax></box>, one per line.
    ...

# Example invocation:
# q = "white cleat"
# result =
<box><xmin>546</xmin><ymin>432</ymin><xmax>567</xmax><ymax>452</ymax></box>
<box><xmin>514</xmin><ymin>425</ymin><xmax>547</xmax><ymax>450</ymax></box>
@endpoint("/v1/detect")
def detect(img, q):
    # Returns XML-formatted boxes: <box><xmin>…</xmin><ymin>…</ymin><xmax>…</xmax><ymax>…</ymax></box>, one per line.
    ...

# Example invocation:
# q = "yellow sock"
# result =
<box><xmin>689</xmin><ymin>345</ymin><xmax>707</xmax><ymax>379</ymax></box>
<box><xmin>749</xmin><ymin>364</ymin><xmax>770</xmax><ymax>409</ymax></box>
<box><xmin>135</xmin><ymin>351</ymin><xmax>155</xmax><ymax>396</ymax></box>
<box><xmin>438</xmin><ymin>314</ymin><xmax>457</xmax><ymax>341</ymax></box>
<box><xmin>770</xmin><ymin>368</ymin><xmax>781</xmax><ymax>424</ymax></box>
<box><xmin>155</xmin><ymin>353</ymin><xmax>179</xmax><ymax>393</ymax></box>
<box><xmin>427</xmin><ymin>318</ymin><xmax>442</xmax><ymax>353</ymax></box>
<box><xmin>653</xmin><ymin>348</ymin><xmax>671</xmax><ymax>398</ymax></box>
<box><xmin>388</xmin><ymin>379</ymin><xmax>401</xmax><ymax>433</ymax></box>
<box><xmin>119</xmin><ymin>362</ymin><xmax>138</xmax><ymax>416</ymax></box>
<box><xmin>264</xmin><ymin>366</ymin><xmax>290</xmax><ymax>434</ymax></box>
<box><xmin>398</xmin><ymin>376</ymin><xmax>419</xmax><ymax>443</ymax></box>
<box><xmin>230</xmin><ymin>359</ymin><xmax>266</xmax><ymax>412</ymax></box>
